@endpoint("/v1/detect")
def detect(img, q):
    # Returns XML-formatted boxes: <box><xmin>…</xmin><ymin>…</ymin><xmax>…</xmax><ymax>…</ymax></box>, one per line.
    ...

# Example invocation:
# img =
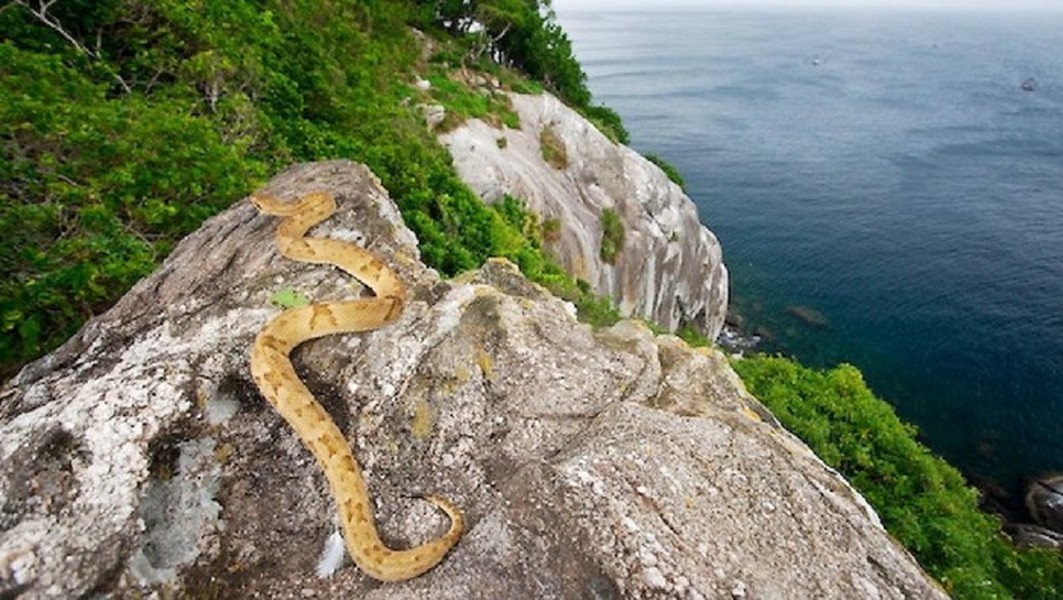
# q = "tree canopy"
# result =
<box><xmin>0</xmin><ymin>0</ymin><xmax>617</xmax><ymax>378</ymax></box>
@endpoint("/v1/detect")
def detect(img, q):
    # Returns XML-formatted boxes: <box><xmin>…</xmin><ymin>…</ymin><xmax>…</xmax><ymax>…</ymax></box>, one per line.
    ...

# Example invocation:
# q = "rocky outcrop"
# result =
<box><xmin>0</xmin><ymin>162</ymin><xmax>944</xmax><ymax>598</ymax></box>
<box><xmin>441</xmin><ymin>93</ymin><xmax>729</xmax><ymax>340</ymax></box>
<box><xmin>1026</xmin><ymin>474</ymin><xmax>1063</xmax><ymax>534</ymax></box>
<box><xmin>1005</xmin><ymin>523</ymin><xmax>1063</xmax><ymax>549</ymax></box>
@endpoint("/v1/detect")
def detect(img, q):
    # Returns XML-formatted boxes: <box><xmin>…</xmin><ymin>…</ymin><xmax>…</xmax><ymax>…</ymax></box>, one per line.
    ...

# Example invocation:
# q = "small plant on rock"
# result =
<box><xmin>599</xmin><ymin>208</ymin><xmax>625</xmax><ymax>264</ymax></box>
<box><xmin>539</xmin><ymin>126</ymin><xmax>568</xmax><ymax>169</ymax></box>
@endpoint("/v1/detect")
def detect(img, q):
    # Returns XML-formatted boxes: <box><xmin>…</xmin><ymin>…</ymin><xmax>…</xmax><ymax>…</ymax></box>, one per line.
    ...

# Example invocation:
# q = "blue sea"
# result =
<box><xmin>558</xmin><ymin>7</ymin><xmax>1063</xmax><ymax>504</ymax></box>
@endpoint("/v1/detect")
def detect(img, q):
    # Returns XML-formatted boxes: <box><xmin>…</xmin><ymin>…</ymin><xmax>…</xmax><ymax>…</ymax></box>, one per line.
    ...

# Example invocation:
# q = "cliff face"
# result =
<box><xmin>441</xmin><ymin>93</ymin><xmax>729</xmax><ymax>340</ymax></box>
<box><xmin>0</xmin><ymin>162</ymin><xmax>943</xmax><ymax>598</ymax></box>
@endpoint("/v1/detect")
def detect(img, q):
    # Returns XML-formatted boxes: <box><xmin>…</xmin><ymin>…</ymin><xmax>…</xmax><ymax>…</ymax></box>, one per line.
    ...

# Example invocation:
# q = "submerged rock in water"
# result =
<box><xmin>717</xmin><ymin>323</ymin><xmax>762</xmax><ymax>355</ymax></box>
<box><xmin>785</xmin><ymin>305</ymin><xmax>830</xmax><ymax>329</ymax></box>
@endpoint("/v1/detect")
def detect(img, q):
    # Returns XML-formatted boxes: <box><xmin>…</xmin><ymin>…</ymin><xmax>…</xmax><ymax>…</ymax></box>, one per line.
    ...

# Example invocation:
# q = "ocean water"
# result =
<box><xmin>558</xmin><ymin>8</ymin><xmax>1063</xmax><ymax>502</ymax></box>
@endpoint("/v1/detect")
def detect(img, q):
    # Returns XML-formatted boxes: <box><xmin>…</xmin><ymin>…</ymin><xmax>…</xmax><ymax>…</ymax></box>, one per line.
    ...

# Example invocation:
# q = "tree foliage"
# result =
<box><xmin>733</xmin><ymin>356</ymin><xmax>1063</xmax><ymax>599</ymax></box>
<box><xmin>415</xmin><ymin>0</ymin><xmax>627</xmax><ymax>142</ymax></box>
<box><xmin>0</xmin><ymin>0</ymin><xmax>605</xmax><ymax>377</ymax></box>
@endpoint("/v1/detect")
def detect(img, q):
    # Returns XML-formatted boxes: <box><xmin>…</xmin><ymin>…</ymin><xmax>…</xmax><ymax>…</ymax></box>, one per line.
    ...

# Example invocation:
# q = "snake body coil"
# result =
<box><xmin>248</xmin><ymin>192</ymin><xmax>462</xmax><ymax>582</ymax></box>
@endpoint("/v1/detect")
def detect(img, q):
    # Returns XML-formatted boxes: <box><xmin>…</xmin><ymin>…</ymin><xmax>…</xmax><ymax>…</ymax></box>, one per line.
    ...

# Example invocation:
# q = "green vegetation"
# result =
<box><xmin>675</xmin><ymin>323</ymin><xmax>711</xmax><ymax>347</ymax></box>
<box><xmin>584</xmin><ymin>104</ymin><xmax>630</xmax><ymax>145</ymax></box>
<box><xmin>644</xmin><ymin>153</ymin><xmax>686</xmax><ymax>189</ymax></box>
<box><xmin>0</xmin><ymin>0</ymin><xmax>617</xmax><ymax>378</ymax></box>
<box><xmin>733</xmin><ymin>356</ymin><xmax>1063</xmax><ymax>599</ymax></box>
<box><xmin>268</xmin><ymin>288</ymin><xmax>310</xmax><ymax>309</ymax></box>
<box><xmin>428</xmin><ymin>0</ymin><xmax>625</xmax><ymax>142</ymax></box>
<box><xmin>539</xmin><ymin>126</ymin><xmax>568</xmax><ymax>169</ymax></box>
<box><xmin>599</xmin><ymin>207</ymin><xmax>625</xmax><ymax>263</ymax></box>
<box><xmin>420</xmin><ymin>68</ymin><xmax>519</xmax><ymax>132</ymax></box>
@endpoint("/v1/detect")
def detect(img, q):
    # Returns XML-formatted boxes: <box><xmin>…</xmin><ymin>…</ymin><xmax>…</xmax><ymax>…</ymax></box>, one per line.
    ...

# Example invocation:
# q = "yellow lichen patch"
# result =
<box><xmin>195</xmin><ymin>386</ymin><xmax>210</xmax><ymax>412</ymax></box>
<box><xmin>540</xmin><ymin>126</ymin><xmax>569</xmax><ymax>169</ymax></box>
<box><xmin>740</xmin><ymin>405</ymin><xmax>763</xmax><ymax>423</ymax></box>
<box><xmin>476</xmin><ymin>350</ymin><xmax>495</xmax><ymax>381</ymax></box>
<box><xmin>410</xmin><ymin>396</ymin><xmax>435</xmax><ymax>441</ymax></box>
<box><xmin>454</xmin><ymin>364</ymin><xmax>471</xmax><ymax>385</ymax></box>
<box><xmin>571</xmin><ymin>255</ymin><xmax>588</xmax><ymax>280</ymax></box>
<box><xmin>393</xmin><ymin>249</ymin><xmax>417</xmax><ymax>267</ymax></box>
<box><xmin>214</xmin><ymin>442</ymin><xmax>235</xmax><ymax>464</ymax></box>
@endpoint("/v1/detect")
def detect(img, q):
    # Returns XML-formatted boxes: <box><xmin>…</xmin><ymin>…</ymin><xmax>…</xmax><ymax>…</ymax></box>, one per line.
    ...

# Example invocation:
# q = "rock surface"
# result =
<box><xmin>1005</xmin><ymin>523</ymin><xmax>1063</xmax><ymax>549</ymax></box>
<box><xmin>1026</xmin><ymin>474</ymin><xmax>1063</xmax><ymax>534</ymax></box>
<box><xmin>0</xmin><ymin>162</ymin><xmax>944</xmax><ymax>599</ymax></box>
<box><xmin>441</xmin><ymin>93</ymin><xmax>729</xmax><ymax>340</ymax></box>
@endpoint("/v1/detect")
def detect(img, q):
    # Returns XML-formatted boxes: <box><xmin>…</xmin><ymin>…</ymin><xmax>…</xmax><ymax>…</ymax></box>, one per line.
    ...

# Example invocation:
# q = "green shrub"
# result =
<box><xmin>0</xmin><ymin>41</ymin><xmax>263</xmax><ymax>373</ymax></box>
<box><xmin>643</xmin><ymin>153</ymin><xmax>686</xmax><ymax>189</ymax></box>
<box><xmin>539</xmin><ymin>126</ymin><xmax>568</xmax><ymax>169</ymax></box>
<box><xmin>732</xmin><ymin>356</ymin><xmax>1063</xmax><ymax>599</ymax></box>
<box><xmin>423</xmin><ymin>69</ymin><xmax>519</xmax><ymax>131</ymax></box>
<box><xmin>574</xmin><ymin>291</ymin><xmax>622</xmax><ymax>329</ymax></box>
<box><xmin>599</xmin><ymin>208</ymin><xmax>625</xmax><ymax>264</ymax></box>
<box><xmin>676</xmin><ymin>323</ymin><xmax>711</xmax><ymax>348</ymax></box>
<box><xmin>582</xmin><ymin>104</ymin><xmax>630</xmax><ymax>145</ymax></box>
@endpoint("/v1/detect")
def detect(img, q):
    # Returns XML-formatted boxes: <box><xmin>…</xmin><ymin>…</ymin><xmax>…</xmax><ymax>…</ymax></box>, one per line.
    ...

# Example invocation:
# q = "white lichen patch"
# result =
<box><xmin>327</xmin><ymin>227</ymin><xmax>369</xmax><ymax>247</ymax></box>
<box><xmin>427</xmin><ymin>284</ymin><xmax>482</xmax><ymax>339</ymax></box>
<box><xmin>205</xmin><ymin>390</ymin><xmax>240</xmax><ymax>426</ymax></box>
<box><xmin>130</xmin><ymin>437</ymin><xmax>223</xmax><ymax>585</ymax></box>
<box><xmin>0</xmin><ymin>312</ymin><xmax>253</xmax><ymax>596</ymax></box>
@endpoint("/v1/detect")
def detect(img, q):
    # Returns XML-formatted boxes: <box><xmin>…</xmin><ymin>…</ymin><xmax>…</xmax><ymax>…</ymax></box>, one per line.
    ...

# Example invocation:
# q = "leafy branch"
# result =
<box><xmin>13</xmin><ymin>0</ymin><xmax>131</xmax><ymax>93</ymax></box>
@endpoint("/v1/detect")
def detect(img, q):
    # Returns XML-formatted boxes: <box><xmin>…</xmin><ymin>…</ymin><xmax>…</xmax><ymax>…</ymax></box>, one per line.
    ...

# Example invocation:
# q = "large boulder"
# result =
<box><xmin>1005</xmin><ymin>523</ymin><xmax>1063</xmax><ymax>549</ymax></box>
<box><xmin>1026</xmin><ymin>474</ymin><xmax>1063</xmax><ymax>534</ymax></box>
<box><xmin>0</xmin><ymin>161</ymin><xmax>944</xmax><ymax>598</ymax></box>
<box><xmin>441</xmin><ymin>92</ymin><xmax>729</xmax><ymax>341</ymax></box>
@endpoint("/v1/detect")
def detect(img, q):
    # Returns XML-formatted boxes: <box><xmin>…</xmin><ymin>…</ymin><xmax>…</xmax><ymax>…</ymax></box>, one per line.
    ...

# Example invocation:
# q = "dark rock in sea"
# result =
<box><xmin>717</xmin><ymin>322</ymin><xmax>762</xmax><ymax>355</ymax></box>
<box><xmin>725</xmin><ymin>308</ymin><xmax>746</xmax><ymax>330</ymax></box>
<box><xmin>752</xmin><ymin>325</ymin><xmax>774</xmax><ymax>343</ymax></box>
<box><xmin>1026</xmin><ymin>474</ymin><xmax>1063</xmax><ymax>533</ymax></box>
<box><xmin>1020</xmin><ymin>77</ymin><xmax>1038</xmax><ymax>92</ymax></box>
<box><xmin>1005</xmin><ymin>523</ymin><xmax>1063</xmax><ymax>549</ymax></box>
<box><xmin>717</xmin><ymin>309</ymin><xmax>764</xmax><ymax>355</ymax></box>
<box><xmin>785</xmin><ymin>305</ymin><xmax>830</xmax><ymax>329</ymax></box>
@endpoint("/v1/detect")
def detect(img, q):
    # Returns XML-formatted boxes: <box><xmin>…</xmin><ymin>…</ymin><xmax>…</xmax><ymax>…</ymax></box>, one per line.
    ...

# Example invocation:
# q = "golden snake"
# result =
<box><xmin>248</xmin><ymin>192</ymin><xmax>463</xmax><ymax>582</ymax></box>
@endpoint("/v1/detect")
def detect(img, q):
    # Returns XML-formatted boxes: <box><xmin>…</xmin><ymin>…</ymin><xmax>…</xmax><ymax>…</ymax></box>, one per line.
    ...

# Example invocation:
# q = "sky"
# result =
<box><xmin>553</xmin><ymin>0</ymin><xmax>1063</xmax><ymax>12</ymax></box>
